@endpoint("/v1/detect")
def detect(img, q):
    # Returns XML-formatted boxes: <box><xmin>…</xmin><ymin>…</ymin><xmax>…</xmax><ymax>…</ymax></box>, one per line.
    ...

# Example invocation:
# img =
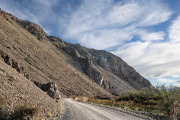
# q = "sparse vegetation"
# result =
<box><xmin>87</xmin><ymin>85</ymin><xmax>180</xmax><ymax>120</ymax></box>
<box><xmin>0</xmin><ymin>99</ymin><xmax>40</xmax><ymax>120</ymax></box>
<box><xmin>74</xmin><ymin>97</ymin><xmax>89</xmax><ymax>102</ymax></box>
<box><xmin>0</xmin><ymin>97</ymin><xmax>6</xmax><ymax>107</ymax></box>
<box><xmin>0</xmin><ymin>97</ymin><xmax>7</xmax><ymax>120</ymax></box>
<box><xmin>0</xmin><ymin>56</ymin><xmax>4</xmax><ymax>61</ymax></box>
<box><xmin>47</xmin><ymin>112</ymin><xmax>52</xmax><ymax>118</ymax></box>
<box><xmin>59</xmin><ymin>101</ymin><xmax>64</xmax><ymax>114</ymax></box>
<box><xmin>10</xmin><ymin>105</ymin><xmax>40</xmax><ymax>120</ymax></box>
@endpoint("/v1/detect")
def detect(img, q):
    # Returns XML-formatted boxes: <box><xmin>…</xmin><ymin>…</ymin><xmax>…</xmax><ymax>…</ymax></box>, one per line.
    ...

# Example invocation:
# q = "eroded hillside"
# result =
<box><xmin>0</xmin><ymin>59</ymin><xmax>61</xmax><ymax>119</ymax></box>
<box><xmin>0</xmin><ymin>9</ymin><xmax>111</xmax><ymax>97</ymax></box>
<box><xmin>0</xmin><ymin>9</ymin><xmax>151</xmax><ymax>98</ymax></box>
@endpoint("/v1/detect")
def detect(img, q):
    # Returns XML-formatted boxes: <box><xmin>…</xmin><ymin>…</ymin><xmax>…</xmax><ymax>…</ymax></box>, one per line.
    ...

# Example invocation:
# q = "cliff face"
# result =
<box><xmin>0</xmin><ymin>9</ymin><xmax>151</xmax><ymax>97</ymax></box>
<box><xmin>60</xmin><ymin>43</ymin><xmax>151</xmax><ymax>95</ymax></box>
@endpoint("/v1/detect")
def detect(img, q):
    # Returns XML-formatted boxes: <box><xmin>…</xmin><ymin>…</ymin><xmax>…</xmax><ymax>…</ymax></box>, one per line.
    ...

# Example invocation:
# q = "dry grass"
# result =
<box><xmin>74</xmin><ymin>97</ymin><xmax>89</xmax><ymax>102</ymax></box>
<box><xmin>0</xmin><ymin>97</ymin><xmax>7</xmax><ymax>120</ymax></box>
<box><xmin>0</xmin><ymin>99</ymin><xmax>40</xmax><ymax>120</ymax></box>
<box><xmin>10</xmin><ymin>105</ymin><xmax>40</xmax><ymax>120</ymax></box>
<box><xmin>88</xmin><ymin>85</ymin><xmax>180</xmax><ymax>120</ymax></box>
<box><xmin>59</xmin><ymin>101</ymin><xmax>64</xmax><ymax>114</ymax></box>
<box><xmin>0</xmin><ymin>56</ymin><xmax>4</xmax><ymax>61</ymax></box>
<box><xmin>0</xmin><ymin>97</ymin><xmax>6</xmax><ymax>107</ymax></box>
<box><xmin>47</xmin><ymin>112</ymin><xmax>52</xmax><ymax>118</ymax></box>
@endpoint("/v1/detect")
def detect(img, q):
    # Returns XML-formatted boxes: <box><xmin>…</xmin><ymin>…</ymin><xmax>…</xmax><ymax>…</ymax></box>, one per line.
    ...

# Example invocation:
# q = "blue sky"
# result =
<box><xmin>0</xmin><ymin>0</ymin><xmax>180</xmax><ymax>87</ymax></box>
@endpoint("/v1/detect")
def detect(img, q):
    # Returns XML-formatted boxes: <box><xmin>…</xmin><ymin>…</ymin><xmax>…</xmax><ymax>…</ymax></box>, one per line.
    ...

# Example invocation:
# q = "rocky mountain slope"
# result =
<box><xmin>62</xmin><ymin>43</ymin><xmax>151</xmax><ymax>95</ymax></box>
<box><xmin>0</xmin><ymin>59</ymin><xmax>61</xmax><ymax>119</ymax></box>
<box><xmin>0</xmin><ymin>9</ymin><xmax>111</xmax><ymax>98</ymax></box>
<box><xmin>0</xmin><ymin>9</ymin><xmax>151</xmax><ymax>98</ymax></box>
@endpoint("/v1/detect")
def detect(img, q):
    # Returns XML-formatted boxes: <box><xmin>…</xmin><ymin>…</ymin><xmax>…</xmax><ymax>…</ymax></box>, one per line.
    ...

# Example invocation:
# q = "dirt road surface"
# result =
<box><xmin>60</xmin><ymin>99</ymin><xmax>146</xmax><ymax>120</ymax></box>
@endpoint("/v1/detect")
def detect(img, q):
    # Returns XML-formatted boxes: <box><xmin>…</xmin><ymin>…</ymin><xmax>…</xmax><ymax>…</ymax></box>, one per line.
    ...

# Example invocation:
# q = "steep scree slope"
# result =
<box><xmin>0</xmin><ymin>9</ymin><xmax>111</xmax><ymax>97</ymax></box>
<box><xmin>0</xmin><ymin>59</ymin><xmax>61</xmax><ymax>119</ymax></box>
<box><xmin>0</xmin><ymin>9</ymin><xmax>151</xmax><ymax>96</ymax></box>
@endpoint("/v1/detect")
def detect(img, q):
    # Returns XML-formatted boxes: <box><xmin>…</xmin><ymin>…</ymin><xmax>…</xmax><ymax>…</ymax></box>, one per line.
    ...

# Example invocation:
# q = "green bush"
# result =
<box><xmin>90</xmin><ymin>85</ymin><xmax>180</xmax><ymax>119</ymax></box>
<box><xmin>118</xmin><ymin>85</ymin><xmax>180</xmax><ymax>119</ymax></box>
<box><xmin>156</xmin><ymin>85</ymin><xmax>180</xmax><ymax>119</ymax></box>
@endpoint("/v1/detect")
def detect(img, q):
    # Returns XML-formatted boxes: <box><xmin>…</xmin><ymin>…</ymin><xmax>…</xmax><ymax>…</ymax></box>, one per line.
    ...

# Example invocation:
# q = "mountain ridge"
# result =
<box><xmin>0</xmin><ymin>9</ymin><xmax>151</xmax><ymax>97</ymax></box>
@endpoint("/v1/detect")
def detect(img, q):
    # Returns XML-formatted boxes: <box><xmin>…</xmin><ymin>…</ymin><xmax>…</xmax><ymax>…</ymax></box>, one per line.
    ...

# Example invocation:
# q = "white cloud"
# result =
<box><xmin>138</xmin><ymin>9</ymin><xmax>172</xmax><ymax>26</ymax></box>
<box><xmin>169</xmin><ymin>15</ymin><xmax>180</xmax><ymax>42</ymax></box>
<box><xmin>0</xmin><ymin>0</ymin><xmax>59</xmax><ymax>30</ymax></box>
<box><xmin>74</xmin><ymin>26</ymin><xmax>135</xmax><ymax>49</ymax></box>
<box><xmin>137</xmin><ymin>31</ymin><xmax>165</xmax><ymax>41</ymax></box>
<box><xmin>113</xmin><ymin>40</ymin><xmax>180</xmax><ymax>78</ymax></box>
<box><xmin>107</xmin><ymin>1</ymin><xmax>143</xmax><ymax>26</ymax></box>
<box><xmin>60</xmin><ymin>0</ymin><xmax>172</xmax><ymax>49</ymax></box>
<box><xmin>32</xmin><ymin>0</ymin><xmax>59</xmax><ymax>8</ymax></box>
<box><xmin>116</xmin><ymin>19</ymin><xmax>180</xmax><ymax>70</ymax></box>
<box><xmin>0</xmin><ymin>0</ymin><xmax>32</xmax><ymax>20</ymax></box>
<box><xmin>156</xmin><ymin>77</ymin><xmax>180</xmax><ymax>87</ymax></box>
<box><xmin>1</xmin><ymin>0</ymin><xmax>179</xmax><ymax>86</ymax></box>
<box><xmin>158</xmin><ymin>78</ymin><xmax>177</xmax><ymax>83</ymax></box>
<box><xmin>175</xmin><ymin>83</ymin><xmax>180</xmax><ymax>87</ymax></box>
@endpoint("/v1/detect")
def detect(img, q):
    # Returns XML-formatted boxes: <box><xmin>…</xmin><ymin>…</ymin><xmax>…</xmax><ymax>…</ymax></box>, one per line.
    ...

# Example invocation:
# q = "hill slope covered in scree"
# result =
<box><xmin>0</xmin><ymin>9</ymin><xmax>151</xmax><ymax>97</ymax></box>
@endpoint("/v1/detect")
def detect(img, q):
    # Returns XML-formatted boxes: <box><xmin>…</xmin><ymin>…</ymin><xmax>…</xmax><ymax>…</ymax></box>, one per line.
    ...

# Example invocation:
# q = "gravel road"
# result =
<box><xmin>60</xmin><ymin>99</ymin><xmax>146</xmax><ymax>120</ymax></box>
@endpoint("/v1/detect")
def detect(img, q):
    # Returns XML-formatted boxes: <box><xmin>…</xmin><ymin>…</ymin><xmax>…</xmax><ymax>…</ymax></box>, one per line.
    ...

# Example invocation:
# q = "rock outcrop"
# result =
<box><xmin>0</xmin><ymin>60</ymin><xmax>61</xmax><ymax>119</ymax></box>
<box><xmin>0</xmin><ymin>50</ymin><xmax>30</xmax><ymax>80</ymax></box>
<box><xmin>35</xmin><ymin>82</ymin><xmax>61</xmax><ymax>100</ymax></box>
<box><xmin>62</xmin><ymin>43</ymin><xmax>151</xmax><ymax>95</ymax></box>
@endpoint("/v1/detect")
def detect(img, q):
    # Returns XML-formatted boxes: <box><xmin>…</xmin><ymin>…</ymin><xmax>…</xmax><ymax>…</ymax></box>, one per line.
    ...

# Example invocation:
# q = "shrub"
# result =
<box><xmin>156</xmin><ymin>85</ymin><xmax>180</xmax><ymax>120</ymax></box>
<box><xmin>0</xmin><ymin>97</ymin><xmax>6</xmax><ymax>107</ymax></box>
<box><xmin>47</xmin><ymin>112</ymin><xmax>52</xmax><ymax>118</ymax></box>
<box><xmin>0</xmin><ymin>97</ymin><xmax>7</xmax><ymax>120</ymax></box>
<box><xmin>0</xmin><ymin>96</ymin><xmax>40</xmax><ymax>120</ymax></box>
<box><xmin>0</xmin><ymin>56</ymin><xmax>4</xmax><ymax>61</ymax></box>
<box><xmin>10</xmin><ymin>105</ymin><xmax>40</xmax><ymax>120</ymax></box>
<box><xmin>89</xmin><ymin>85</ymin><xmax>180</xmax><ymax>119</ymax></box>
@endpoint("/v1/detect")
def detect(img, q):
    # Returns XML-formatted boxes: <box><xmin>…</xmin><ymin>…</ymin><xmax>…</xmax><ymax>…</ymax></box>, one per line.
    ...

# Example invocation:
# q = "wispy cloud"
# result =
<box><xmin>60</xmin><ymin>0</ymin><xmax>172</xmax><ymax>49</ymax></box>
<box><xmin>137</xmin><ymin>31</ymin><xmax>165</xmax><ymax>41</ymax></box>
<box><xmin>157</xmin><ymin>77</ymin><xmax>180</xmax><ymax>87</ymax></box>
<box><xmin>113</xmin><ymin>15</ymin><xmax>180</xmax><ymax>81</ymax></box>
<box><xmin>1</xmin><ymin>0</ymin><xmax>180</xmax><ymax>86</ymax></box>
<box><xmin>0</xmin><ymin>0</ymin><xmax>59</xmax><ymax>28</ymax></box>
<box><xmin>158</xmin><ymin>78</ymin><xmax>177</xmax><ymax>83</ymax></box>
<box><xmin>60</xmin><ymin>0</ymin><xmax>180</xmax><ymax>86</ymax></box>
<box><xmin>169</xmin><ymin>15</ymin><xmax>180</xmax><ymax>42</ymax></box>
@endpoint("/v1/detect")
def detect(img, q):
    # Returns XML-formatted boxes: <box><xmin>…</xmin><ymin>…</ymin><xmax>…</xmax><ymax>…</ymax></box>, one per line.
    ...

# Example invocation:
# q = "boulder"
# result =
<box><xmin>35</xmin><ymin>82</ymin><xmax>61</xmax><ymax>100</ymax></box>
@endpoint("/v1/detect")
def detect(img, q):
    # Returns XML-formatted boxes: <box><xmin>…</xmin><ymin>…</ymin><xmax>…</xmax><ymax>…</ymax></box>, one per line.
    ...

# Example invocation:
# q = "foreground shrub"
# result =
<box><xmin>0</xmin><ymin>97</ymin><xmax>7</xmax><ymax>120</ymax></box>
<box><xmin>89</xmin><ymin>85</ymin><xmax>180</xmax><ymax>120</ymax></box>
<box><xmin>0</xmin><ymin>98</ymin><xmax>39</xmax><ymax>120</ymax></box>
<box><xmin>156</xmin><ymin>85</ymin><xmax>180</xmax><ymax>120</ymax></box>
<box><xmin>0</xmin><ymin>56</ymin><xmax>4</xmax><ymax>61</ymax></box>
<box><xmin>10</xmin><ymin>105</ymin><xmax>40</xmax><ymax>120</ymax></box>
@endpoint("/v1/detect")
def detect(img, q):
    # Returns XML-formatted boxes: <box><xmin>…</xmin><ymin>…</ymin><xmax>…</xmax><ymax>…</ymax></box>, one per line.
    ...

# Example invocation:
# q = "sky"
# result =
<box><xmin>0</xmin><ymin>0</ymin><xmax>180</xmax><ymax>87</ymax></box>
